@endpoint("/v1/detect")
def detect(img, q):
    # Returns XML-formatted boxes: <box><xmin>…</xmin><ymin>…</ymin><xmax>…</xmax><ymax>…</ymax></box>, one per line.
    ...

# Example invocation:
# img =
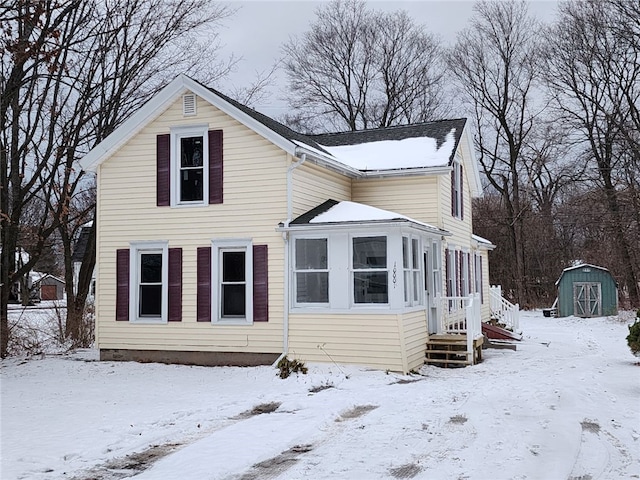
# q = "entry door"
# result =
<box><xmin>573</xmin><ymin>282</ymin><xmax>602</xmax><ymax>317</ymax></box>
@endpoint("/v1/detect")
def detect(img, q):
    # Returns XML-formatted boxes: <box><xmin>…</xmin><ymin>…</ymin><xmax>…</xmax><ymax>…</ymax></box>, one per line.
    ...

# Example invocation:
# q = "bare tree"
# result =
<box><xmin>543</xmin><ymin>0</ymin><xmax>640</xmax><ymax>306</ymax></box>
<box><xmin>447</xmin><ymin>0</ymin><xmax>543</xmax><ymax>304</ymax></box>
<box><xmin>281</xmin><ymin>0</ymin><xmax>447</xmax><ymax>132</ymax></box>
<box><xmin>1</xmin><ymin>0</ymin><xmax>235</xmax><ymax>356</ymax></box>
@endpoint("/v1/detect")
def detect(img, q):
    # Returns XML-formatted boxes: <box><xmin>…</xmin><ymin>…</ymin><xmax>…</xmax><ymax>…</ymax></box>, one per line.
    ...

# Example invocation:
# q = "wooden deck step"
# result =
<box><xmin>425</xmin><ymin>334</ymin><xmax>483</xmax><ymax>368</ymax></box>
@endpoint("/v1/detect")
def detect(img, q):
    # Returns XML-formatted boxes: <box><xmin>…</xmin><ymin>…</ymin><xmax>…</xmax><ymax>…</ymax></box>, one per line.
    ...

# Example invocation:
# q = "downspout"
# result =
<box><xmin>273</xmin><ymin>153</ymin><xmax>307</xmax><ymax>367</ymax></box>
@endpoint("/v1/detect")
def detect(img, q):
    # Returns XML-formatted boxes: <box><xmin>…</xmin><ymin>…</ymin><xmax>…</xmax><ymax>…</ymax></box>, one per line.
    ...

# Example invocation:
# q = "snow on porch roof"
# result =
<box><xmin>285</xmin><ymin>199</ymin><xmax>449</xmax><ymax>236</ymax></box>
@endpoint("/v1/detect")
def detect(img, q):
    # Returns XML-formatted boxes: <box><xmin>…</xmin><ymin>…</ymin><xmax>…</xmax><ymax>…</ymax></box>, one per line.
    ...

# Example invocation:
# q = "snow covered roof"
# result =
<box><xmin>80</xmin><ymin>75</ymin><xmax>475</xmax><ymax>184</ymax></box>
<box><xmin>284</xmin><ymin>199</ymin><xmax>449</xmax><ymax>236</ymax></box>
<box><xmin>472</xmin><ymin>234</ymin><xmax>496</xmax><ymax>249</ymax></box>
<box><xmin>554</xmin><ymin>263</ymin><xmax>612</xmax><ymax>285</ymax></box>
<box><xmin>309</xmin><ymin>119</ymin><xmax>465</xmax><ymax>171</ymax></box>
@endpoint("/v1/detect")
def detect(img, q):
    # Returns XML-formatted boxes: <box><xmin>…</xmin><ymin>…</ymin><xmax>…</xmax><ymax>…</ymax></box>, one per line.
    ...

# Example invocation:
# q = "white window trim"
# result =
<box><xmin>293</xmin><ymin>236</ymin><xmax>330</xmax><ymax>308</ymax></box>
<box><xmin>129</xmin><ymin>241</ymin><xmax>168</xmax><ymax>324</ymax></box>
<box><xmin>211</xmin><ymin>239</ymin><xmax>253</xmax><ymax>325</ymax></box>
<box><xmin>170</xmin><ymin>124</ymin><xmax>209</xmax><ymax>207</ymax></box>
<box><xmin>350</xmin><ymin>233</ymin><xmax>390</xmax><ymax>307</ymax></box>
<box><xmin>402</xmin><ymin>235</ymin><xmax>424</xmax><ymax>307</ymax></box>
<box><xmin>461</xmin><ymin>249</ymin><xmax>470</xmax><ymax>297</ymax></box>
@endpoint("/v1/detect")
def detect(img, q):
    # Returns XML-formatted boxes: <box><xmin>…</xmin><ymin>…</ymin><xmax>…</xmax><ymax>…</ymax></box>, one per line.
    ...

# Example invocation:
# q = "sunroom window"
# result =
<box><xmin>295</xmin><ymin>238</ymin><xmax>329</xmax><ymax>304</ymax></box>
<box><xmin>352</xmin><ymin>236</ymin><xmax>388</xmax><ymax>304</ymax></box>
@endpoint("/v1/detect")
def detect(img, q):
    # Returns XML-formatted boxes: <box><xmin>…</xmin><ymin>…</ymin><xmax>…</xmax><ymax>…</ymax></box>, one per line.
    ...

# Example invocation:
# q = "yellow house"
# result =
<box><xmin>80</xmin><ymin>75</ymin><xmax>503</xmax><ymax>373</ymax></box>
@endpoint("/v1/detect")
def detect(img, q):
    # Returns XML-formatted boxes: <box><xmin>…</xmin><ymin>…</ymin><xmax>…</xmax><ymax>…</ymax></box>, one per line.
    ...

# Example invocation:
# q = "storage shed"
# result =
<box><xmin>36</xmin><ymin>274</ymin><xmax>65</xmax><ymax>301</ymax></box>
<box><xmin>555</xmin><ymin>264</ymin><xmax>618</xmax><ymax>318</ymax></box>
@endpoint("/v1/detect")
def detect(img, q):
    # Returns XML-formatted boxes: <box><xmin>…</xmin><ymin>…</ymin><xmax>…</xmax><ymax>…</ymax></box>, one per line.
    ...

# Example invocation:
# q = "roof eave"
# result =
<box><xmin>277</xmin><ymin>219</ymin><xmax>450</xmax><ymax>237</ymax></box>
<box><xmin>361</xmin><ymin>165</ymin><xmax>452</xmax><ymax>178</ymax></box>
<box><xmin>80</xmin><ymin>75</ymin><xmax>300</xmax><ymax>172</ymax></box>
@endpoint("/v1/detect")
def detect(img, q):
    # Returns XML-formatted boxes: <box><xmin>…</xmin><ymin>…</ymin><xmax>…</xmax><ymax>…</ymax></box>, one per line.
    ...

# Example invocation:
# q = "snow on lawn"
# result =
<box><xmin>1</xmin><ymin>311</ymin><xmax>639</xmax><ymax>480</ymax></box>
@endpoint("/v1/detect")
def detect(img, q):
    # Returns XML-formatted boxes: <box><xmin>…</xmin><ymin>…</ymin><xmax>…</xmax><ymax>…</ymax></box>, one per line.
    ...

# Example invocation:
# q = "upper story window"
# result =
<box><xmin>156</xmin><ymin>127</ymin><xmax>223</xmax><ymax>207</ymax></box>
<box><xmin>295</xmin><ymin>238</ymin><xmax>329</xmax><ymax>304</ymax></box>
<box><xmin>179</xmin><ymin>135</ymin><xmax>204</xmax><ymax>202</ymax></box>
<box><xmin>172</xmin><ymin>125</ymin><xmax>208</xmax><ymax>205</ymax></box>
<box><xmin>451</xmin><ymin>159</ymin><xmax>464</xmax><ymax>219</ymax></box>
<box><xmin>352</xmin><ymin>236</ymin><xmax>388</xmax><ymax>304</ymax></box>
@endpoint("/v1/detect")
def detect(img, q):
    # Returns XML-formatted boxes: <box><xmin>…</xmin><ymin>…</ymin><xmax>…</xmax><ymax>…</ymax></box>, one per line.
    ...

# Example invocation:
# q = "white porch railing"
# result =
<box><xmin>489</xmin><ymin>285</ymin><xmax>520</xmax><ymax>333</ymax></box>
<box><xmin>434</xmin><ymin>293</ymin><xmax>483</xmax><ymax>363</ymax></box>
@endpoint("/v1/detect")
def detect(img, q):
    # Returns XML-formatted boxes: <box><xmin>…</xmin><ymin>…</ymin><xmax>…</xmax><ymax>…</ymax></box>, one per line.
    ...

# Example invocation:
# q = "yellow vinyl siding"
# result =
<box><xmin>480</xmin><ymin>250</ymin><xmax>491</xmax><ymax>321</ymax></box>
<box><xmin>291</xmin><ymin>161</ymin><xmax>351</xmax><ymax>217</ymax></box>
<box><xmin>288</xmin><ymin>313</ymin><xmax>405</xmax><ymax>372</ymax></box>
<box><xmin>95</xmin><ymin>93</ymin><xmax>287</xmax><ymax>354</ymax></box>
<box><xmin>402</xmin><ymin>310</ymin><xmax>428</xmax><ymax>371</ymax></box>
<box><xmin>352</xmin><ymin>176</ymin><xmax>440</xmax><ymax>225</ymax></box>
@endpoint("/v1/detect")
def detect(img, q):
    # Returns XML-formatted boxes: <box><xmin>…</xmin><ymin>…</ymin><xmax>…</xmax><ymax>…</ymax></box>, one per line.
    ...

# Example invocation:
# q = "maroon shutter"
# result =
<box><xmin>168</xmin><ymin>248</ymin><xmax>182</xmax><ymax>322</ymax></box>
<box><xmin>157</xmin><ymin>134</ymin><xmax>170</xmax><ymax>206</ymax></box>
<box><xmin>451</xmin><ymin>167</ymin><xmax>455</xmax><ymax>217</ymax></box>
<box><xmin>459</xmin><ymin>163</ymin><xmax>464</xmax><ymax>220</ymax></box>
<box><xmin>116</xmin><ymin>249</ymin><xmax>130</xmax><ymax>321</ymax></box>
<box><xmin>197</xmin><ymin>246</ymin><xmax>211</xmax><ymax>322</ymax></box>
<box><xmin>445</xmin><ymin>248</ymin><xmax>451</xmax><ymax>296</ymax></box>
<box><xmin>253</xmin><ymin>244</ymin><xmax>269</xmax><ymax>322</ymax></box>
<box><xmin>209</xmin><ymin>130</ymin><xmax>223</xmax><ymax>204</ymax></box>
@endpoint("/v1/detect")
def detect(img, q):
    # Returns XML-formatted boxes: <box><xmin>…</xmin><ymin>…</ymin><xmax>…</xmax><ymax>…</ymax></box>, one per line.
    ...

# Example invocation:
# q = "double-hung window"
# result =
<box><xmin>403</xmin><ymin>236</ymin><xmax>423</xmax><ymax>306</ymax></box>
<box><xmin>212</xmin><ymin>239</ymin><xmax>253</xmax><ymax>323</ymax></box>
<box><xmin>170</xmin><ymin>125</ymin><xmax>209</xmax><ymax>206</ymax></box>
<box><xmin>295</xmin><ymin>238</ymin><xmax>329</xmax><ymax>304</ymax></box>
<box><xmin>129</xmin><ymin>241</ymin><xmax>168</xmax><ymax>323</ymax></box>
<box><xmin>352</xmin><ymin>236</ymin><xmax>388</xmax><ymax>304</ymax></box>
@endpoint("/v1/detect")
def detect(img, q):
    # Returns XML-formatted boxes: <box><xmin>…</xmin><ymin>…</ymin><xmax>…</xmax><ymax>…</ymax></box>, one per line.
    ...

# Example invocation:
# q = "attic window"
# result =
<box><xmin>183</xmin><ymin>94</ymin><xmax>196</xmax><ymax>116</ymax></box>
<box><xmin>583</xmin><ymin>268</ymin><xmax>591</xmax><ymax>272</ymax></box>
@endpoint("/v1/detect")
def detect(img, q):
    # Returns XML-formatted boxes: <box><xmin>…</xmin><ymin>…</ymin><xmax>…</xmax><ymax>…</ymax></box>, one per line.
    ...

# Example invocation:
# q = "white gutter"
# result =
<box><xmin>274</xmin><ymin>153</ymin><xmax>307</xmax><ymax>367</ymax></box>
<box><xmin>278</xmin><ymin>219</ymin><xmax>451</xmax><ymax>237</ymax></box>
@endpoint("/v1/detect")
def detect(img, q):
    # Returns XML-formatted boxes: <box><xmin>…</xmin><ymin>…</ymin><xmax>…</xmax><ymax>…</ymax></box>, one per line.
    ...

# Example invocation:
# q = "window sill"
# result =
<box><xmin>211</xmin><ymin>320</ymin><xmax>254</xmax><ymax>326</ymax></box>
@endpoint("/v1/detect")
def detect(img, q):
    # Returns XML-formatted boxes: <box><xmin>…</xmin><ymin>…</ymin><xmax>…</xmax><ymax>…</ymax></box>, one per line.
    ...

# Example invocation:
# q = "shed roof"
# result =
<box><xmin>555</xmin><ymin>263</ymin><xmax>612</xmax><ymax>285</ymax></box>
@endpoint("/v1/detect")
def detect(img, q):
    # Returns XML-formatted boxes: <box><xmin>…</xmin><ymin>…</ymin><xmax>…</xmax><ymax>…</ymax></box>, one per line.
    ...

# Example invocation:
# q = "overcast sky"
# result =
<box><xmin>216</xmin><ymin>0</ymin><xmax>559</xmax><ymax>117</ymax></box>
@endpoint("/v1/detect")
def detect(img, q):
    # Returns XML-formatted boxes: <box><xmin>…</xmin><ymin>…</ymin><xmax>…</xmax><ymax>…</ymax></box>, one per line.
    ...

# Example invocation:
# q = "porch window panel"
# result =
<box><xmin>353</xmin><ymin>236</ymin><xmax>388</xmax><ymax>304</ymax></box>
<box><xmin>296</xmin><ymin>272</ymin><xmax>329</xmax><ymax>303</ymax></box>
<box><xmin>295</xmin><ymin>238</ymin><xmax>329</xmax><ymax>304</ymax></box>
<box><xmin>354</xmin><ymin>272</ymin><xmax>388</xmax><ymax>304</ymax></box>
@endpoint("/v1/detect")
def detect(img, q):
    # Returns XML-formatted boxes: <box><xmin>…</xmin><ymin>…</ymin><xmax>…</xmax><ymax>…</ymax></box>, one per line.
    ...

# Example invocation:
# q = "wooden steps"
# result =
<box><xmin>425</xmin><ymin>334</ymin><xmax>483</xmax><ymax>368</ymax></box>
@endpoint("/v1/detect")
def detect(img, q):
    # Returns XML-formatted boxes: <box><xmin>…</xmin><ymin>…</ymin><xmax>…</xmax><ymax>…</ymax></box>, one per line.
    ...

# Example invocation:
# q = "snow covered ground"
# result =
<box><xmin>1</xmin><ymin>310</ymin><xmax>639</xmax><ymax>480</ymax></box>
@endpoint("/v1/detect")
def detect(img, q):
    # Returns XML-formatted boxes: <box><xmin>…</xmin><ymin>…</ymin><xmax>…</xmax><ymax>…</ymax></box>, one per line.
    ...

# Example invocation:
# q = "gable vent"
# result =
<box><xmin>182</xmin><ymin>93</ymin><xmax>196</xmax><ymax>116</ymax></box>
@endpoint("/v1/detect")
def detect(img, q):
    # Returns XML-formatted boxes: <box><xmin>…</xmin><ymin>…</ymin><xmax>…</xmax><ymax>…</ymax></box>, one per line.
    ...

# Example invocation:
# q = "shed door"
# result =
<box><xmin>573</xmin><ymin>282</ymin><xmax>601</xmax><ymax>318</ymax></box>
<box><xmin>41</xmin><ymin>285</ymin><xmax>57</xmax><ymax>300</ymax></box>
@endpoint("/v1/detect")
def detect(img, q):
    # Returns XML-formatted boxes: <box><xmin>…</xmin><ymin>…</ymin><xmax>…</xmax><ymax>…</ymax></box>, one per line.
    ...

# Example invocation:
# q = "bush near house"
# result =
<box><xmin>626</xmin><ymin>310</ymin><xmax>640</xmax><ymax>357</ymax></box>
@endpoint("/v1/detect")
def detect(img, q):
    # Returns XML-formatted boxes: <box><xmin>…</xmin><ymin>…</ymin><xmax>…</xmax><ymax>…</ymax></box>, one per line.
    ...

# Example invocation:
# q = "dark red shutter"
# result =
<box><xmin>116</xmin><ymin>249</ymin><xmax>130</xmax><ymax>321</ymax></box>
<box><xmin>209</xmin><ymin>130</ymin><xmax>223</xmax><ymax>204</ymax></box>
<box><xmin>253</xmin><ymin>244</ymin><xmax>269</xmax><ymax>322</ymax></box>
<box><xmin>451</xmin><ymin>167</ymin><xmax>455</xmax><ymax>217</ymax></box>
<box><xmin>445</xmin><ymin>248</ymin><xmax>451</xmax><ymax>296</ymax></box>
<box><xmin>459</xmin><ymin>163</ymin><xmax>464</xmax><ymax>220</ymax></box>
<box><xmin>157</xmin><ymin>134</ymin><xmax>170</xmax><ymax>206</ymax></box>
<box><xmin>197</xmin><ymin>246</ymin><xmax>211</xmax><ymax>322</ymax></box>
<box><xmin>168</xmin><ymin>248</ymin><xmax>182</xmax><ymax>322</ymax></box>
